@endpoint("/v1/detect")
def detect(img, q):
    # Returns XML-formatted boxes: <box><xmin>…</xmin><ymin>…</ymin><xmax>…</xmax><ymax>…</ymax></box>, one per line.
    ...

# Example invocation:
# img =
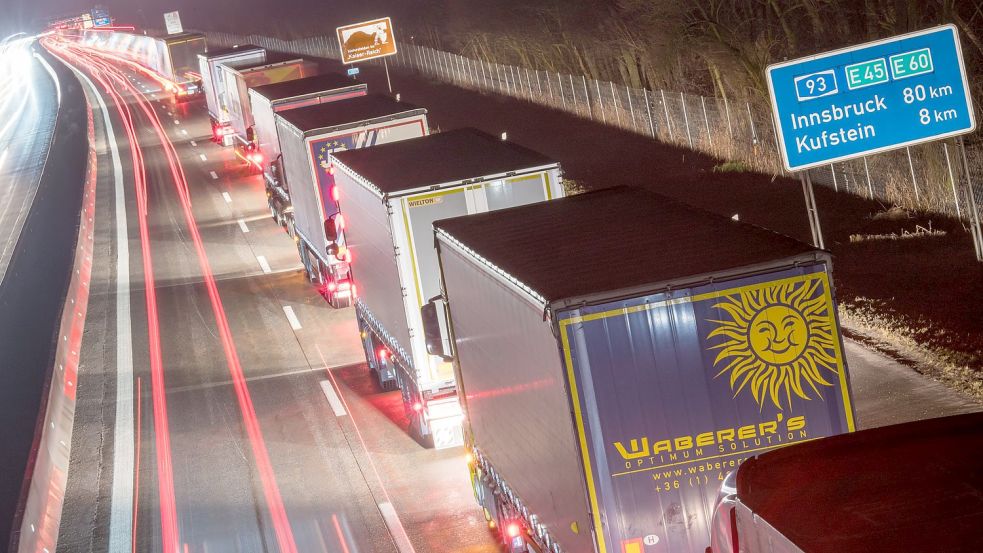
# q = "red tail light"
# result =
<box><xmin>412</xmin><ymin>401</ymin><xmax>423</xmax><ymax>412</ymax></box>
<box><xmin>377</xmin><ymin>348</ymin><xmax>388</xmax><ymax>361</ymax></box>
<box><xmin>506</xmin><ymin>523</ymin><xmax>521</xmax><ymax>539</ymax></box>
<box><xmin>331</xmin><ymin>185</ymin><xmax>340</xmax><ymax>202</ymax></box>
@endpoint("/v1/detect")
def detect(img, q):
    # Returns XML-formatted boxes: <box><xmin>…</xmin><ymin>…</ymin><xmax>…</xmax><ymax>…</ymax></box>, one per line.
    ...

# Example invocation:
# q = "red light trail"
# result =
<box><xmin>48</xmin><ymin>37</ymin><xmax>300</xmax><ymax>553</ymax></box>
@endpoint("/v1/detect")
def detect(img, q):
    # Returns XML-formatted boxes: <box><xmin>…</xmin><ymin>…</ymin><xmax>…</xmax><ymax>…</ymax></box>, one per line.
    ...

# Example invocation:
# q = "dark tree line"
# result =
<box><xmin>401</xmin><ymin>0</ymin><xmax>982</xmax><ymax>107</ymax></box>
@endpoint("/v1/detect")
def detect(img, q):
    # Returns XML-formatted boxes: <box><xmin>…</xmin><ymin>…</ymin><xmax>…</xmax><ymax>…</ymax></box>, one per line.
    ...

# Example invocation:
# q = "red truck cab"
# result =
<box><xmin>710</xmin><ymin>412</ymin><xmax>983</xmax><ymax>552</ymax></box>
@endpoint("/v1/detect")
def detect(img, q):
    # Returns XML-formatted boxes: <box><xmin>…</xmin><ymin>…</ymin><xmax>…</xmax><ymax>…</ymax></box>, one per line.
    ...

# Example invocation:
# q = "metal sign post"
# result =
<box><xmin>384</xmin><ymin>58</ymin><xmax>392</xmax><ymax>94</ymax></box>
<box><xmin>766</xmin><ymin>25</ymin><xmax>977</xmax><ymax>258</ymax></box>
<box><xmin>799</xmin><ymin>171</ymin><xmax>825</xmax><ymax>249</ymax></box>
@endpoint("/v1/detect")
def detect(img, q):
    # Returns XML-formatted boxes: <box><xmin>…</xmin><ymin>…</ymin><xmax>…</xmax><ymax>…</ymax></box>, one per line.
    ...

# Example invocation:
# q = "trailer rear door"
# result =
<box><xmin>557</xmin><ymin>263</ymin><xmax>855</xmax><ymax>553</ymax></box>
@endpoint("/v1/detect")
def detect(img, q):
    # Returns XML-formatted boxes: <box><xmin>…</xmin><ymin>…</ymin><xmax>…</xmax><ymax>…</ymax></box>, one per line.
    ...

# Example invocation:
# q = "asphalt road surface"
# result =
<box><xmin>30</xmin><ymin>37</ymin><xmax>979</xmax><ymax>553</ymax></box>
<box><xmin>47</xmin><ymin>39</ymin><xmax>496</xmax><ymax>553</ymax></box>
<box><xmin>0</xmin><ymin>36</ymin><xmax>58</xmax><ymax>284</ymax></box>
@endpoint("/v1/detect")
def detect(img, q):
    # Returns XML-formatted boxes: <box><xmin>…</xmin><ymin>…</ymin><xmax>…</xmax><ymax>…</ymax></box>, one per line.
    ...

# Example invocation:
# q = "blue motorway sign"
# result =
<box><xmin>767</xmin><ymin>25</ymin><xmax>976</xmax><ymax>171</ymax></box>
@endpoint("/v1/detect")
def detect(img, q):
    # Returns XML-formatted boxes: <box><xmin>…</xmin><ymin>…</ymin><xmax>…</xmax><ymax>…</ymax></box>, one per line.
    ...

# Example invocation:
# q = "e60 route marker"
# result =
<box><xmin>767</xmin><ymin>25</ymin><xmax>975</xmax><ymax>172</ymax></box>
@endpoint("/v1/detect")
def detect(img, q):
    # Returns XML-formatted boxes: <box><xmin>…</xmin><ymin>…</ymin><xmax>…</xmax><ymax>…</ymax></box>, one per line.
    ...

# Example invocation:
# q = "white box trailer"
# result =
<box><xmin>79</xmin><ymin>29</ymin><xmax>206</xmax><ymax>101</ymax></box>
<box><xmin>197</xmin><ymin>44</ymin><xmax>266</xmax><ymax>140</ymax></box>
<box><xmin>429</xmin><ymin>186</ymin><xmax>854</xmax><ymax>552</ymax></box>
<box><xmin>274</xmin><ymin>94</ymin><xmax>429</xmax><ymax>307</ymax></box>
<box><xmin>220</xmin><ymin>57</ymin><xmax>317</xmax><ymax>152</ymax></box>
<box><xmin>330</xmin><ymin>128</ymin><xmax>565</xmax><ymax>449</ymax></box>
<box><xmin>248</xmin><ymin>73</ymin><xmax>366</xmax><ymax>194</ymax></box>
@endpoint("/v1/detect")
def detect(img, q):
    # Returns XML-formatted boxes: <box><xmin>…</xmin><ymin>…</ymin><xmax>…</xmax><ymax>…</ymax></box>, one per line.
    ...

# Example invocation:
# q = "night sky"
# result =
<box><xmin>1</xmin><ymin>0</ymin><xmax>431</xmax><ymax>37</ymax></box>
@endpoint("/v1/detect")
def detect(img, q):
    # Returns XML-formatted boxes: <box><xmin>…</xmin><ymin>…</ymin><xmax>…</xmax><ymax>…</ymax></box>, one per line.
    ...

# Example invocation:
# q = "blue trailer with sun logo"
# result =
<box><xmin>426</xmin><ymin>186</ymin><xmax>855</xmax><ymax>553</ymax></box>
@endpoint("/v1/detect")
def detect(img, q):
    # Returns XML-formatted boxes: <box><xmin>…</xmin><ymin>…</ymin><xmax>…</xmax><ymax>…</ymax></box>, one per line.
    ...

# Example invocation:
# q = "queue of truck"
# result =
<box><xmin>81</xmin><ymin>28</ymin><xmax>878</xmax><ymax>553</ymax></box>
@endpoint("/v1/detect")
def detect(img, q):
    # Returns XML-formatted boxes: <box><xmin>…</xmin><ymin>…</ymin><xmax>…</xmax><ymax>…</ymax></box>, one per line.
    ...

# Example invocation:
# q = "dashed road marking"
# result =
<box><xmin>319</xmin><ymin>380</ymin><xmax>347</xmax><ymax>417</ymax></box>
<box><xmin>190</xmin><ymin>140</ymin><xmax>197</xmax><ymax>147</ymax></box>
<box><xmin>181</xmin><ymin>129</ymin><xmax>188</xmax><ymax>136</ymax></box>
<box><xmin>237</xmin><ymin>219</ymin><xmax>249</xmax><ymax>233</ymax></box>
<box><xmin>378</xmin><ymin>502</ymin><xmax>416</xmax><ymax>553</ymax></box>
<box><xmin>174</xmin><ymin>119</ymin><xmax>180</xmax><ymax>125</ymax></box>
<box><xmin>199</xmin><ymin>153</ymin><xmax>207</xmax><ymax>162</ymax></box>
<box><xmin>256</xmin><ymin>255</ymin><xmax>272</xmax><ymax>274</ymax></box>
<box><xmin>222</xmin><ymin>192</ymin><xmax>232</xmax><ymax>203</ymax></box>
<box><xmin>282</xmin><ymin>306</ymin><xmax>302</xmax><ymax>330</ymax></box>
<box><xmin>210</xmin><ymin>171</ymin><xmax>219</xmax><ymax>180</ymax></box>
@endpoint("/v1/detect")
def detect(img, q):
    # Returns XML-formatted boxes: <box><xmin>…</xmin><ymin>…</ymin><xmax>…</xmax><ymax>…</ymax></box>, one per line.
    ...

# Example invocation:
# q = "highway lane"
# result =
<box><xmin>51</xmin><ymin>40</ymin><xmax>498</xmax><ymax>553</ymax></box>
<box><xmin>0</xmin><ymin>36</ymin><xmax>58</xmax><ymax>284</ymax></box>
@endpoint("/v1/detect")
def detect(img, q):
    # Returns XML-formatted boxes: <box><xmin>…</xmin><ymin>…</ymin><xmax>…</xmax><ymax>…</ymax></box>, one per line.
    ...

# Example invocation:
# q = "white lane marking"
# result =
<box><xmin>257</xmin><ymin>255</ymin><xmax>271</xmax><ymax>274</ymax></box>
<box><xmin>378</xmin><ymin>502</ymin><xmax>416</xmax><ymax>553</ymax></box>
<box><xmin>319</xmin><ymin>380</ymin><xmax>347</xmax><ymax>417</ymax></box>
<box><xmin>174</xmin><ymin>119</ymin><xmax>180</xmax><ymax>125</ymax></box>
<box><xmin>282</xmin><ymin>305</ymin><xmax>302</xmax><ymax>330</ymax></box>
<box><xmin>71</xmin><ymin>62</ymin><xmax>135</xmax><ymax>552</ymax></box>
<box><xmin>209</xmin><ymin>171</ymin><xmax>218</xmax><ymax>180</ymax></box>
<box><xmin>180</xmin><ymin>129</ymin><xmax>188</xmax><ymax>136</ymax></box>
<box><xmin>313</xmin><ymin>343</ymin><xmax>417</xmax><ymax>552</ymax></box>
<box><xmin>237</xmin><ymin>219</ymin><xmax>249</xmax><ymax>233</ymax></box>
<box><xmin>190</xmin><ymin>140</ymin><xmax>197</xmax><ymax>147</ymax></box>
<box><xmin>222</xmin><ymin>192</ymin><xmax>232</xmax><ymax>203</ymax></box>
<box><xmin>198</xmin><ymin>153</ymin><xmax>207</xmax><ymax>162</ymax></box>
<box><xmin>0</xmin><ymin>148</ymin><xmax>7</xmax><ymax>169</ymax></box>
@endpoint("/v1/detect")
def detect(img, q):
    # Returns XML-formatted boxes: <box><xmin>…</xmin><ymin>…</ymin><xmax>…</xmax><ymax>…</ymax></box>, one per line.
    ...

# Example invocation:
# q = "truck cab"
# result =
<box><xmin>709</xmin><ymin>412</ymin><xmax>983</xmax><ymax>553</ymax></box>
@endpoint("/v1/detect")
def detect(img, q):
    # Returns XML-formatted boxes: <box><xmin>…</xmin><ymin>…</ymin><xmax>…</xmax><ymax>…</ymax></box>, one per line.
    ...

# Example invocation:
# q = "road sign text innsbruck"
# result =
<box><xmin>767</xmin><ymin>25</ymin><xmax>975</xmax><ymax>172</ymax></box>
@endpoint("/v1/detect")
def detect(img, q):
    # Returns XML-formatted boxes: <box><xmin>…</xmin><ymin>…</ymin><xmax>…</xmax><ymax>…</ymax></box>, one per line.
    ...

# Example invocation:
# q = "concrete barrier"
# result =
<box><xmin>2</xmin><ymin>48</ymin><xmax>89</xmax><ymax>552</ymax></box>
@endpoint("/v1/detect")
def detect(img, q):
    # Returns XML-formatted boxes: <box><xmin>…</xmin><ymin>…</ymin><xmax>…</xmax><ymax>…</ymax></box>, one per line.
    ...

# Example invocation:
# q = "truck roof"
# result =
<box><xmin>198</xmin><ymin>44</ymin><xmax>263</xmax><ymax>60</ymax></box>
<box><xmin>277</xmin><ymin>94</ymin><xmax>423</xmax><ymax>135</ymax></box>
<box><xmin>434</xmin><ymin>186</ymin><xmax>818</xmax><ymax>305</ymax></box>
<box><xmin>332</xmin><ymin>128</ymin><xmax>555</xmax><ymax>196</ymax></box>
<box><xmin>249</xmin><ymin>73</ymin><xmax>361</xmax><ymax>103</ymax></box>
<box><xmin>737</xmin><ymin>412</ymin><xmax>983</xmax><ymax>552</ymax></box>
<box><xmin>227</xmin><ymin>56</ymin><xmax>305</xmax><ymax>74</ymax></box>
<box><xmin>159</xmin><ymin>32</ymin><xmax>205</xmax><ymax>44</ymax></box>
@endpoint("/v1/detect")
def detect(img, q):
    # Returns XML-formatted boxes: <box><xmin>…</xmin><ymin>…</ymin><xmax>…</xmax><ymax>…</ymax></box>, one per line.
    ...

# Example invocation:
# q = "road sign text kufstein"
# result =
<box><xmin>767</xmin><ymin>25</ymin><xmax>975</xmax><ymax>172</ymax></box>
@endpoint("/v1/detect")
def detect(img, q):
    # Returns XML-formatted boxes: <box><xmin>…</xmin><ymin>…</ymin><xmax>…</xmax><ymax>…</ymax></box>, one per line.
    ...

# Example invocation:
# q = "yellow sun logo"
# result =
<box><xmin>707</xmin><ymin>278</ymin><xmax>840</xmax><ymax>410</ymax></box>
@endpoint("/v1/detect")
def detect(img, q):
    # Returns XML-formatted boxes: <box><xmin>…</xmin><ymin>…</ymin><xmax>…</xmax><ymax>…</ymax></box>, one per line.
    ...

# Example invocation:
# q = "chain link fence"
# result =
<box><xmin>205</xmin><ymin>30</ymin><xmax>983</xmax><ymax>225</ymax></box>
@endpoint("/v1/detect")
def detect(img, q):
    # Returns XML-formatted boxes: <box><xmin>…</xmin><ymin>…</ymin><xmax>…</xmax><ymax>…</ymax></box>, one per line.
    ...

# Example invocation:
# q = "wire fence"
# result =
<box><xmin>205</xmin><ymin>30</ymin><xmax>983</xmax><ymax>225</ymax></box>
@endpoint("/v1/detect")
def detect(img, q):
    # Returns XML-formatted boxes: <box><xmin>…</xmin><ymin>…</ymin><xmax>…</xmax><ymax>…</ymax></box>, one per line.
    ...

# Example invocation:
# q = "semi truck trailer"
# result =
<box><xmin>197</xmin><ymin>44</ymin><xmax>266</xmax><ymax>142</ymax></box>
<box><xmin>274</xmin><ymin>94</ymin><xmax>429</xmax><ymax>306</ymax></box>
<box><xmin>219</xmin><ymin>57</ymin><xmax>317</xmax><ymax>155</ymax></box>
<box><xmin>248</xmin><ymin>73</ymin><xmax>366</xmax><ymax>182</ymax></box>
<box><xmin>78</xmin><ymin>29</ymin><xmax>207</xmax><ymax>101</ymax></box>
<box><xmin>331</xmin><ymin>128</ymin><xmax>565</xmax><ymax>449</ymax></box>
<box><xmin>709</xmin><ymin>411</ymin><xmax>983</xmax><ymax>553</ymax></box>
<box><xmin>427</xmin><ymin>186</ymin><xmax>856</xmax><ymax>552</ymax></box>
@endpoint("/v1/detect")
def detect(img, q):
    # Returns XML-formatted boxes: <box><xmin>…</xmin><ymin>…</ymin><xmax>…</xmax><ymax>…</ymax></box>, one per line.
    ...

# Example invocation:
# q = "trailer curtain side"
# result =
<box><xmin>437</xmin><ymin>235</ymin><xmax>597</xmax><ymax>553</ymax></box>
